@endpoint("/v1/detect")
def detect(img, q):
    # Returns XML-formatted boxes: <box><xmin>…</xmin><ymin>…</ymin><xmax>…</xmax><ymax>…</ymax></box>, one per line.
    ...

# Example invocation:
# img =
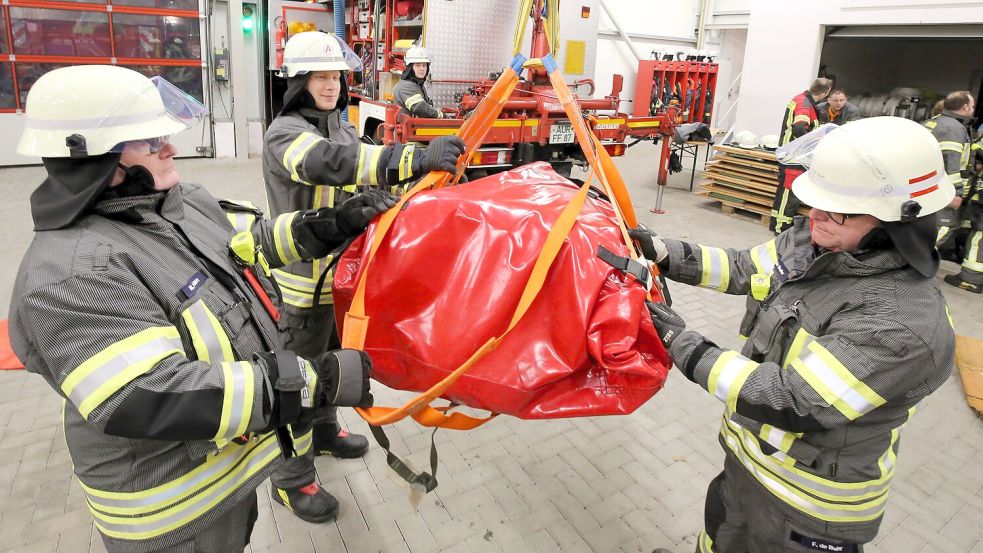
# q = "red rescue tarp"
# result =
<box><xmin>1</xmin><ymin>320</ymin><xmax>25</xmax><ymax>370</ymax></box>
<box><xmin>333</xmin><ymin>162</ymin><xmax>669</xmax><ymax>419</ymax></box>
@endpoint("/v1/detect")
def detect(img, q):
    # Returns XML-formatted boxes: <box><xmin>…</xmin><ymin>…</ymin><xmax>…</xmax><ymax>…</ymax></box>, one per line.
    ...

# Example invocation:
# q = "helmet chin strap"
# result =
<box><xmin>105</xmin><ymin>163</ymin><xmax>158</xmax><ymax>199</ymax></box>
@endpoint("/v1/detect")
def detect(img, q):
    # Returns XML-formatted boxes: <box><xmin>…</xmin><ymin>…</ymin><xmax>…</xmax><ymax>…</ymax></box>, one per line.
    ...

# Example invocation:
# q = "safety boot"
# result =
<box><xmin>272</xmin><ymin>482</ymin><xmax>339</xmax><ymax>523</ymax></box>
<box><xmin>314</xmin><ymin>427</ymin><xmax>369</xmax><ymax>458</ymax></box>
<box><xmin>944</xmin><ymin>274</ymin><xmax>983</xmax><ymax>294</ymax></box>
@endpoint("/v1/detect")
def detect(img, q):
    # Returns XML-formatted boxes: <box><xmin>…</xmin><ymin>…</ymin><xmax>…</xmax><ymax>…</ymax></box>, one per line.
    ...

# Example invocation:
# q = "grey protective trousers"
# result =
<box><xmin>699</xmin><ymin>453</ymin><xmax>878</xmax><ymax>553</ymax></box>
<box><xmin>269</xmin><ymin>306</ymin><xmax>340</xmax><ymax>489</ymax></box>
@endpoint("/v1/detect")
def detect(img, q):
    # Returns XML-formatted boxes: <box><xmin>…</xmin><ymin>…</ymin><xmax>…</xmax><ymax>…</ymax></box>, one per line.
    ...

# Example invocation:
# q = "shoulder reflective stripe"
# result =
<box><xmin>273</xmin><ymin>212</ymin><xmax>302</xmax><ymax>266</ymax></box>
<box><xmin>399</xmin><ymin>145</ymin><xmax>416</xmax><ymax>181</ymax></box>
<box><xmin>963</xmin><ymin>232</ymin><xmax>983</xmax><ymax>272</ymax></box>
<box><xmin>938</xmin><ymin>140</ymin><xmax>965</xmax><ymax>152</ymax></box>
<box><xmin>707</xmin><ymin>350</ymin><xmax>756</xmax><ymax>412</ymax></box>
<box><xmin>698</xmin><ymin>531</ymin><xmax>714</xmax><ymax>553</ymax></box>
<box><xmin>225</xmin><ymin>212</ymin><xmax>256</xmax><ymax>233</ymax></box>
<box><xmin>405</xmin><ymin>94</ymin><xmax>425</xmax><ymax>109</ymax></box>
<box><xmin>217</xmin><ymin>362</ymin><xmax>255</xmax><ymax>440</ymax></box>
<box><xmin>944</xmin><ymin>305</ymin><xmax>954</xmax><ymax>329</ymax></box>
<box><xmin>699</xmin><ymin>246</ymin><xmax>731</xmax><ymax>292</ymax></box>
<box><xmin>356</xmin><ymin>144</ymin><xmax>384</xmax><ymax>186</ymax></box>
<box><xmin>792</xmin><ymin>114</ymin><xmax>811</xmax><ymax>124</ymax></box>
<box><xmin>788</xmin><ymin>333</ymin><xmax>886</xmax><ymax>420</ymax></box>
<box><xmin>750</xmin><ymin>240</ymin><xmax>778</xmax><ymax>275</ymax></box>
<box><xmin>282</xmin><ymin>132</ymin><xmax>323</xmax><ymax>185</ymax></box>
<box><xmin>720</xmin><ymin>421</ymin><xmax>889</xmax><ymax>522</ymax></box>
<box><xmin>924</xmin><ymin>120</ymin><xmax>938</xmax><ymax>129</ymax></box>
<box><xmin>62</xmin><ymin>327</ymin><xmax>184</xmax><ymax>419</ymax></box>
<box><xmin>86</xmin><ymin>434</ymin><xmax>280</xmax><ymax>540</ymax></box>
<box><xmin>289</xmin><ymin>426</ymin><xmax>313</xmax><ymax>456</ymax></box>
<box><xmin>181</xmin><ymin>300</ymin><xmax>235</xmax><ymax>363</ymax></box>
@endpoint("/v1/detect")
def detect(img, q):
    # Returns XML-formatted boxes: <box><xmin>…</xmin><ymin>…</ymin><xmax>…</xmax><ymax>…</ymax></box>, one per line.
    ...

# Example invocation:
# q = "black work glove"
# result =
<box><xmin>628</xmin><ymin>225</ymin><xmax>669</xmax><ymax>264</ymax></box>
<box><xmin>336</xmin><ymin>189</ymin><xmax>398</xmax><ymax>236</ymax></box>
<box><xmin>313</xmin><ymin>349</ymin><xmax>374</xmax><ymax>409</ymax></box>
<box><xmin>646</xmin><ymin>301</ymin><xmax>686</xmax><ymax>349</ymax></box>
<box><xmin>412</xmin><ymin>135</ymin><xmax>466</xmax><ymax>175</ymax></box>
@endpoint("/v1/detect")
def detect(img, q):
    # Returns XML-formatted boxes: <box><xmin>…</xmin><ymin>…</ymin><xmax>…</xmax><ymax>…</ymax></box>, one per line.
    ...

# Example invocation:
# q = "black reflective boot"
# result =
<box><xmin>314</xmin><ymin>425</ymin><xmax>369</xmax><ymax>459</ymax></box>
<box><xmin>944</xmin><ymin>274</ymin><xmax>983</xmax><ymax>294</ymax></box>
<box><xmin>272</xmin><ymin>482</ymin><xmax>339</xmax><ymax>523</ymax></box>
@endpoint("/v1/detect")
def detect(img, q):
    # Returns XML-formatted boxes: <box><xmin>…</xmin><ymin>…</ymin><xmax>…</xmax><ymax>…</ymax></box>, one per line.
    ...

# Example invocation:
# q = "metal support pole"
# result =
<box><xmin>651</xmin><ymin>138</ymin><xmax>671</xmax><ymax>214</ymax></box>
<box><xmin>227</xmin><ymin>0</ymin><xmax>249</xmax><ymax>158</ymax></box>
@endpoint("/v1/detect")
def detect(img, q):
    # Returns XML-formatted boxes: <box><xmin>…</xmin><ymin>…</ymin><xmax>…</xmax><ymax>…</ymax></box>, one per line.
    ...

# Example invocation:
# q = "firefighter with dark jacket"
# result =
<box><xmin>924</xmin><ymin>90</ymin><xmax>982</xmax><ymax>293</ymax></box>
<box><xmin>8</xmin><ymin>65</ymin><xmax>382</xmax><ymax>553</ymax></box>
<box><xmin>393</xmin><ymin>46</ymin><xmax>444</xmax><ymax>119</ymax></box>
<box><xmin>263</xmin><ymin>31</ymin><xmax>465</xmax><ymax>523</ymax></box>
<box><xmin>635</xmin><ymin>117</ymin><xmax>956</xmax><ymax>553</ymax></box>
<box><xmin>769</xmin><ymin>78</ymin><xmax>832</xmax><ymax>235</ymax></box>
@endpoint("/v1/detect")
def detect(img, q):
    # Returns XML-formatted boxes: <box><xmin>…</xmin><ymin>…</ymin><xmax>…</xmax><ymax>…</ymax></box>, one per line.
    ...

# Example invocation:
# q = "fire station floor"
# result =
<box><xmin>1</xmin><ymin>145</ymin><xmax>982</xmax><ymax>553</ymax></box>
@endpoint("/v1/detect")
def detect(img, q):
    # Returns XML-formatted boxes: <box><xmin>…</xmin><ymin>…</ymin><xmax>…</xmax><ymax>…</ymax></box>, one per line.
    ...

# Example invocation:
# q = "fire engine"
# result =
<box><xmin>266</xmin><ymin>0</ymin><xmax>690</xmax><ymax>178</ymax></box>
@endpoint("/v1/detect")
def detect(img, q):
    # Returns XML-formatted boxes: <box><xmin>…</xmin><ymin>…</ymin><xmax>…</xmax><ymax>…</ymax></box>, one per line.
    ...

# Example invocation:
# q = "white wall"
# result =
<box><xmin>735</xmin><ymin>0</ymin><xmax>983</xmax><ymax>136</ymax></box>
<box><xmin>594</xmin><ymin>0</ymin><xmax>699</xmax><ymax>111</ymax></box>
<box><xmin>710</xmin><ymin>28</ymin><xmax>746</xmax><ymax>129</ymax></box>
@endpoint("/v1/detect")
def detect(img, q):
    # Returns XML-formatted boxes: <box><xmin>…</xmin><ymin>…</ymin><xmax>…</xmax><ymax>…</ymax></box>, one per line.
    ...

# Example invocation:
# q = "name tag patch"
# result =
<box><xmin>180</xmin><ymin>271</ymin><xmax>209</xmax><ymax>300</ymax></box>
<box><xmin>790</xmin><ymin>531</ymin><xmax>858</xmax><ymax>553</ymax></box>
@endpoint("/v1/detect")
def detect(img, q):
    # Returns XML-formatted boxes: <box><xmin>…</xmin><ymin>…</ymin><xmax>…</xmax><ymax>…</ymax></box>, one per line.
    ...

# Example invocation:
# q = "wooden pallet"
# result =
<box><xmin>696</xmin><ymin>188</ymin><xmax>772</xmax><ymax>225</ymax></box>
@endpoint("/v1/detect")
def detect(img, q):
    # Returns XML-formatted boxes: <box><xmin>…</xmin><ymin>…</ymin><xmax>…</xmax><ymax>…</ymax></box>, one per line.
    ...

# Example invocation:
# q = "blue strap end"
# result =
<box><xmin>509</xmin><ymin>54</ymin><xmax>527</xmax><ymax>74</ymax></box>
<box><xmin>542</xmin><ymin>54</ymin><xmax>558</xmax><ymax>74</ymax></box>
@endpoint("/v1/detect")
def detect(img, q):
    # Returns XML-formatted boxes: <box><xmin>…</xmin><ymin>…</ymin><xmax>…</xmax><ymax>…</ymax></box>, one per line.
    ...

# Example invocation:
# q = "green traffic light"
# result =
<box><xmin>242</xmin><ymin>17</ymin><xmax>255</xmax><ymax>31</ymax></box>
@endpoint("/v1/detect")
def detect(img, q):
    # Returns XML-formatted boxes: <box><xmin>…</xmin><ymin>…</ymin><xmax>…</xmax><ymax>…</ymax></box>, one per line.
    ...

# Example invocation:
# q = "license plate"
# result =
<box><xmin>549</xmin><ymin>121</ymin><xmax>574</xmax><ymax>144</ymax></box>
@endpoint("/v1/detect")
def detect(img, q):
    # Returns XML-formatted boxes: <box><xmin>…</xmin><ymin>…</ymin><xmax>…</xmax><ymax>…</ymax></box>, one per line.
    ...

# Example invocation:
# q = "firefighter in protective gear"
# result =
<box><xmin>9</xmin><ymin>65</ymin><xmax>379</xmax><ymax>553</ymax></box>
<box><xmin>925</xmin><ymin>91</ymin><xmax>982</xmax><ymax>293</ymax></box>
<box><xmin>638</xmin><ymin>117</ymin><xmax>956</xmax><ymax>553</ymax></box>
<box><xmin>264</xmin><ymin>31</ymin><xmax>465</xmax><ymax>521</ymax></box>
<box><xmin>394</xmin><ymin>46</ymin><xmax>445</xmax><ymax>119</ymax></box>
<box><xmin>770</xmin><ymin>78</ymin><xmax>832</xmax><ymax>235</ymax></box>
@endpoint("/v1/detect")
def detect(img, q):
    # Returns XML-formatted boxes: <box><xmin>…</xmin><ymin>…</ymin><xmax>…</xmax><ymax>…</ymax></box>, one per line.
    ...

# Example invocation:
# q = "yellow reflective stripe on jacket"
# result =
<box><xmin>750</xmin><ymin>240</ymin><xmax>778</xmax><ymax>276</ymax></box>
<box><xmin>272</xmin><ymin>268</ymin><xmax>333</xmax><ymax>308</ymax></box>
<box><xmin>792</xmin><ymin>114</ymin><xmax>811</xmax><ymax>125</ymax></box>
<box><xmin>938</xmin><ymin>140</ymin><xmax>965</xmax><ymax>153</ymax></box>
<box><xmin>62</xmin><ymin>327</ymin><xmax>184</xmax><ymax>419</ymax></box>
<box><xmin>181</xmin><ymin>300</ymin><xmax>235</xmax><ymax>364</ymax></box>
<box><xmin>84</xmin><ymin>433</ymin><xmax>280</xmax><ymax>540</ymax></box>
<box><xmin>707</xmin><ymin>350</ymin><xmax>756</xmax><ymax>413</ymax></box>
<box><xmin>217</xmin><ymin>362</ymin><xmax>255</xmax><ymax>440</ymax></box>
<box><xmin>784</xmin><ymin>329</ymin><xmax>886</xmax><ymax>421</ymax></box>
<box><xmin>404</xmin><ymin>93</ymin><xmax>425</xmax><ymax>110</ymax></box>
<box><xmin>699</xmin><ymin>246</ymin><xmax>730</xmax><ymax>292</ymax></box>
<box><xmin>399</xmin><ymin>145</ymin><xmax>416</xmax><ymax>181</ymax></box>
<box><xmin>225</xmin><ymin>212</ymin><xmax>257</xmax><ymax>234</ymax></box>
<box><xmin>758</xmin><ymin>423</ymin><xmax>802</xmax><ymax>462</ymax></box>
<box><xmin>272</xmin><ymin>212</ymin><xmax>303</xmax><ymax>266</ymax></box>
<box><xmin>357</xmin><ymin>144</ymin><xmax>384</xmax><ymax>186</ymax></box>
<box><xmin>697</xmin><ymin>531</ymin><xmax>714</xmax><ymax>553</ymax></box>
<box><xmin>720</xmin><ymin>418</ymin><xmax>890</xmax><ymax>522</ymax></box>
<box><xmin>282</xmin><ymin>132</ymin><xmax>323</xmax><ymax>185</ymax></box>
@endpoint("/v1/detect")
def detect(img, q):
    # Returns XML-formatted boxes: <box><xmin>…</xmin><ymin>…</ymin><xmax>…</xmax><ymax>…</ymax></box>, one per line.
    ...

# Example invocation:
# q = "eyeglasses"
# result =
<box><xmin>140</xmin><ymin>136</ymin><xmax>171</xmax><ymax>153</ymax></box>
<box><xmin>822</xmin><ymin>210</ymin><xmax>855</xmax><ymax>225</ymax></box>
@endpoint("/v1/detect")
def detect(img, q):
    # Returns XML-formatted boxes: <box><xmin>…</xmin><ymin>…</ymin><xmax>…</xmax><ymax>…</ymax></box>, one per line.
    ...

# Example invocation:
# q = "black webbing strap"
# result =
<box><xmin>313</xmin><ymin>237</ymin><xmax>356</xmax><ymax>308</ymax></box>
<box><xmin>368</xmin><ymin>424</ymin><xmax>439</xmax><ymax>493</ymax></box>
<box><xmin>596</xmin><ymin>244</ymin><xmax>650</xmax><ymax>285</ymax></box>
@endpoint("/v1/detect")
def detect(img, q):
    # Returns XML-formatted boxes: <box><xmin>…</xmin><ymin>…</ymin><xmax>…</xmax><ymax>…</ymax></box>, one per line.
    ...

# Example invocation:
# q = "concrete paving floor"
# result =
<box><xmin>0</xmin><ymin>144</ymin><xmax>981</xmax><ymax>553</ymax></box>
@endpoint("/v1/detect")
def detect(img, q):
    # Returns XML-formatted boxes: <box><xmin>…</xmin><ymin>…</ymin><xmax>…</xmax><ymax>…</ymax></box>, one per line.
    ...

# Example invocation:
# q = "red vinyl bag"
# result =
<box><xmin>332</xmin><ymin>162</ymin><xmax>670</xmax><ymax>419</ymax></box>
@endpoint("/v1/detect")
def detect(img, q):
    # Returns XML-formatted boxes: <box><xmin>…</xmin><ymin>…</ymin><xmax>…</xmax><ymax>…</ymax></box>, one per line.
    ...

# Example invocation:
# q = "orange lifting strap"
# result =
<box><xmin>342</xmin><ymin>53</ymin><xmax>650</xmax><ymax>432</ymax></box>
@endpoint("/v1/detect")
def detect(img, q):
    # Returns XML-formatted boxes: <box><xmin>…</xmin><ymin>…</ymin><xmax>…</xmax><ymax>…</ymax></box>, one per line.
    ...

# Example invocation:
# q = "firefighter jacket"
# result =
<box><xmin>263</xmin><ymin>108</ymin><xmax>416</xmax><ymax>313</ymax></box>
<box><xmin>924</xmin><ymin>111</ymin><xmax>971</xmax><ymax>197</ymax></box>
<box><xmin>816</xmin><ymin>101</ymin><xmax>862</xmax><ymax>125</ymax></box>
<box><xmin>394</xmin><ymin>77</ymin><xmax>443</xmax><ymax>119</ymax></box>
<box><xmin>660</xmin><ymin>217</ymin><xmax>955</xmax><ymax>527</ymax></box>
<box><xmin>779</xmin><ymin>91</ymin><xmax>822</xmax><ymax>147</ymax></box>
<box><xmin>8</xmin><ymin>183</ymin><xmax>326</xmax><ymax>552</ymax></box>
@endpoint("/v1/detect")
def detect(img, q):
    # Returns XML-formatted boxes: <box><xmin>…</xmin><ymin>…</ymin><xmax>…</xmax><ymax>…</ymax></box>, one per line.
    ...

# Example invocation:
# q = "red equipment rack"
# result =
<box><xmin>632</xmin><ymin>59</ymin><xmax>718</xmax><ymax>125</ymax></box>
